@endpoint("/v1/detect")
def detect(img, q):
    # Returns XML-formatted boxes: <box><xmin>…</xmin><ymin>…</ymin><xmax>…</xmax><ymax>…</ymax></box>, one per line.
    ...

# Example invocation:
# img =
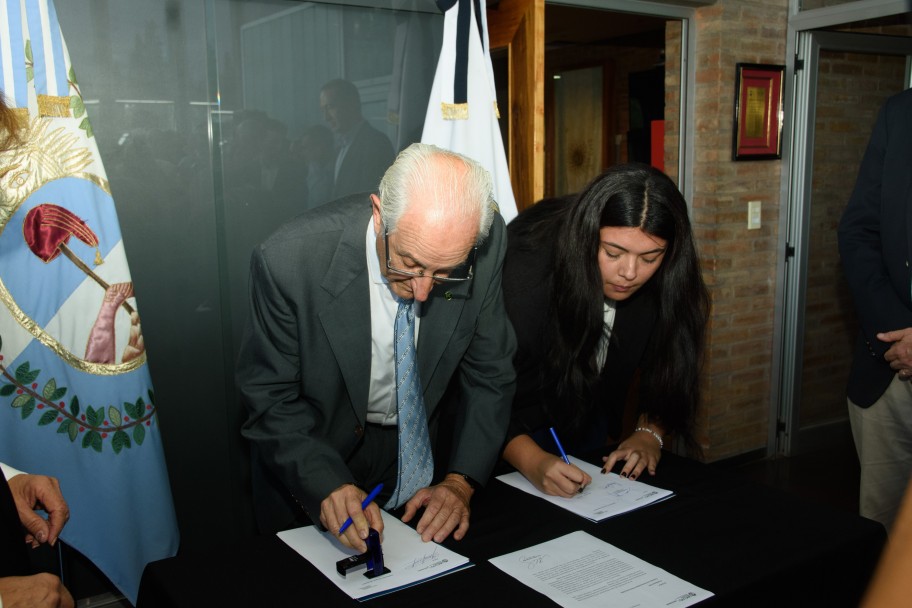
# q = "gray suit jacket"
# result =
<box><xmin>237</xmin><ymin>193</ymin><xmax>516</xmax><ymax>531</ymax></box>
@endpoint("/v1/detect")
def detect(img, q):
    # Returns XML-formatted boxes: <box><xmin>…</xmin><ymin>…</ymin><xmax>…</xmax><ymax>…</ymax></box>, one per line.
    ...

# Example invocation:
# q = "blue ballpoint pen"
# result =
<box><xmin>550</xmin><ymin>427</ymin><xmax>585</xmax><ymax>493</ymax></box>
<box><xmin>338</xmin><ymin>482</ymin><xmax>384</xmax><ymax>535</ymax></box>
<box><xmin>549</xmin><ymin>427</ymin><xmax>572</xmax><ymax>465</ymax></box>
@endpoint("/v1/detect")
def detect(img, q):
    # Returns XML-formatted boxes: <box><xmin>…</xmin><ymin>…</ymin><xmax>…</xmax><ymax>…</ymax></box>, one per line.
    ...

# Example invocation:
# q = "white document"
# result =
<box><xmin>277</xmin><ymin>515</ymin><xmax>472</xmax><ymax>601</ymax></box>
<box><xmin>496</xmin><ymin>456</ymin><xmax>674</xmax><ymax>521</ymax></box>
<box><xmin>490</xmin><ymin>531</ymin><xmax>713</xmax><ymax>607</ymax></box>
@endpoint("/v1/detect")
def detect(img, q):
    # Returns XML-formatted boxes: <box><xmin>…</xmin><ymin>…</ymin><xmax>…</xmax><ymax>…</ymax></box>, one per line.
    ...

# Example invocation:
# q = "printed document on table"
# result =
<box><xmin>277</xmin><ymin>515</ymin><xmax>472</xmax><ymax>601</ymax></box>
<box><xmin>490</xmin><ymin>530</ymin><xmax>713</xmax><ymax>608</ymax></box>
<box><xmin>496</xmin><ymin>455</ymin><xmax>673</xmax><ymax>521</ymax></box>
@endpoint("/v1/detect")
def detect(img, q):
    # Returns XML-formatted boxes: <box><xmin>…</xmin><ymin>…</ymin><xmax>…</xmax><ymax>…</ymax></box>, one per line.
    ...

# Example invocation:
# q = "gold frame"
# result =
<box><xmin>732</xmin><ymin>63</ymin><xmax>784</xmax><ymax>161</ymax></box>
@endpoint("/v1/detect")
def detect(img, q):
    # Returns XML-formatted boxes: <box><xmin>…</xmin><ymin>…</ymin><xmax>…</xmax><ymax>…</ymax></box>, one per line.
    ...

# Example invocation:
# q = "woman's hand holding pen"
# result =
<box><xmin>503</xmin><ymin>434</ymin><xmax>590</xmax><ymax>497</ymax></box>
<box><xmin>320</xmin><ymin>483</ymin><xmax>384</xmax><ymax>553</ymax></box>
<box><xmin>534</xmin><ymin>453</ymin><xmax>591</xmax><ymax>498</ymax></box>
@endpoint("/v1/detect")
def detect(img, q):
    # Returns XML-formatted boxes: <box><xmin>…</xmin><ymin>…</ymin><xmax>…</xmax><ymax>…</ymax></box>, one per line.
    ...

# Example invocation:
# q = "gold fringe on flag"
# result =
<box><xmin>10</xmin><ymin>107</ymin><xmax>29</xmax><ymax>126</ymax></box>
<box><xmin>441</xmin><ymin>102</ymin><xmax>469</xmax><ymax>120</ymax></box>
<box><xmin>37</xmin><ymin>94</ymin><xmax>70</xmax><ymax>118</ymax></box>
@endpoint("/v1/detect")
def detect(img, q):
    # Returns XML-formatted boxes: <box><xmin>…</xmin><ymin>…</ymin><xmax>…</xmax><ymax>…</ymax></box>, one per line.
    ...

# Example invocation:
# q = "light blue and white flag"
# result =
<box><xmin>0</xmin><ymin>0</ymin><xmax>179</xmax><ymax>603</ymax></box>
<box><xmin>421</xmin><ymin>0</ymin><xmax>518</xmax><ymax>223</ymax></box>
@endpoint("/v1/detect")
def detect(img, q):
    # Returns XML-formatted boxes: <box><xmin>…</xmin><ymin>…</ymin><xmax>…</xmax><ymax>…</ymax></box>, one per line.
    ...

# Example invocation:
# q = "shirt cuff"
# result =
<box><xmin>0</xmin><ymin>462</ymin><xmax>24</xmax><ymax>482</ymax></box>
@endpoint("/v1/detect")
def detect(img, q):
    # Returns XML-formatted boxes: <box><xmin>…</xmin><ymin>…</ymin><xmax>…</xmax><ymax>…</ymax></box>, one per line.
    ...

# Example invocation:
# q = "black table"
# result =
<box><xmin>137</xmin><ymin>453</ymin><xmax>885</xmax><ymax>607</ymax></box>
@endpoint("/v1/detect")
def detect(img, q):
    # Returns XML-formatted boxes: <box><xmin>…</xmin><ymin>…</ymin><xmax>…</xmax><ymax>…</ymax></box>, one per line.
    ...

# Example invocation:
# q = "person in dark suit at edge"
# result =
<box><xmin>0</xmin><ymin>462</ymin><xmax>73</xmax><ymax>608</ymax></box>
<box><xmin>237</xmin><ymin>142</ymin><xmax>516</xmax><ymax>553</ymax></box>
<box><xmin>838</xmin><ymin>87</ymin><xmax>912</xmax><ymax>532</ymax></box>
<box><xmin>320</xmin><ymin>78</ymin><xmax>396</xmax><ymax>200</ymax></box>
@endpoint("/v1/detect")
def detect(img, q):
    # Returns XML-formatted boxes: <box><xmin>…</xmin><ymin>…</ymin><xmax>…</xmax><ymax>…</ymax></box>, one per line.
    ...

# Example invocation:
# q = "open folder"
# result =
<box><xmin>277</xmin><ymin>514</ymin><xmax>472</xmax><ymax>601</ymax></box>
<box><xmin>496</xmin><ymin>455</ymin><xmax>674</xmax><ymax>522</ymax></box>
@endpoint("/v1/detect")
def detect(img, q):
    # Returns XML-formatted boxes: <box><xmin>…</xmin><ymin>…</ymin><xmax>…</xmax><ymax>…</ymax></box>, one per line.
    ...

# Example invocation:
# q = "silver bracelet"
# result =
<box><xmin>634</xmin><ymin>427</ymin><xmax>664</xmax><ymax>449</ymax></box>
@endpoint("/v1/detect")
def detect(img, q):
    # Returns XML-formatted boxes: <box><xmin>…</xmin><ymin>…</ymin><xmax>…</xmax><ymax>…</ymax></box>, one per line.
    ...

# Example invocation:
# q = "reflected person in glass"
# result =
<box><xmin>320</xmin><ymin>78</ymin><xmax>395</xmax><ymax>200</ymax></box>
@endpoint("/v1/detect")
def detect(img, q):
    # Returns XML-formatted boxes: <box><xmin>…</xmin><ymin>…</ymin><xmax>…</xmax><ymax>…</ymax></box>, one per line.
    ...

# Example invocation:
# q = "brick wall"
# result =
<box><xmin>690</xmin><ymin>0</ymin><xmax>788</xmax><ymax>461</ymax></box>
<box><xmin>664</xmin><ymin>21</ymin><xmax>682</xmax><ymax>185</ymax></box>
<box><xmin>688</xmin><ymin>2</ymin><xmax>910</xmax><ymax>462</ymax></box>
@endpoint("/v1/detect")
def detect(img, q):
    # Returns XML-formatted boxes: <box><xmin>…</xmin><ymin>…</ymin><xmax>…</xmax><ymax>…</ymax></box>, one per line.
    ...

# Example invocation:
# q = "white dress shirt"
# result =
<box><xmin>364</xmin><ymin>218</ymin><xmax>421</xmax><ymax>424</ymax></box>
<box><xmin>595</xmin><ymin>299</ymin><xmax>618</xmax><ymax>372</ymax></box>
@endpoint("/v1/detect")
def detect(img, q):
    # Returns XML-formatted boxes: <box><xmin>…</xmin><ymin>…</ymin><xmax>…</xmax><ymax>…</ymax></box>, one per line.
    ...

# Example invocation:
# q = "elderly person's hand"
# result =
<box><xmin>319</xmin><ymin>483</ymin><xmax>384</xmax><ymax>553</ymax></box>
<box><xmin>401</xmin><ymin>473</ymin><xmax>474</xmax><ymax>543</ymax></box>
<box><xmin>7</xmin><ymin>474</ymin><xmax>69</xmax><ymax>548</ymax></box>
<box><xmin>0</xmin><ymin>573</ymin><xmax>74</xmax><ymax>608</ymax></box>
<box><xmin>879</xmin><ymin>328</ymin><xmax>912</xmax><ymax>379</ymax></box>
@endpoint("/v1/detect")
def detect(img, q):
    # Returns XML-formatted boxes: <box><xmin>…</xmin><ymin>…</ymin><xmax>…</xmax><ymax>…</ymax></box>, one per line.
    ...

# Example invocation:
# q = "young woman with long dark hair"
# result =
<box><xmin>502</xmin><ymin>163</ymin><xmax>709</xmax><ymax>496</ymax></box>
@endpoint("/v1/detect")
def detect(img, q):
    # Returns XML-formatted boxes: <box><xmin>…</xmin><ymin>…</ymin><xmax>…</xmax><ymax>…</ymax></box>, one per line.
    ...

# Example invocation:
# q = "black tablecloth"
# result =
<box><xmin>137</xmin><ymin>453</ymin><xmax>885</xmax><ymax>607</ymax></box>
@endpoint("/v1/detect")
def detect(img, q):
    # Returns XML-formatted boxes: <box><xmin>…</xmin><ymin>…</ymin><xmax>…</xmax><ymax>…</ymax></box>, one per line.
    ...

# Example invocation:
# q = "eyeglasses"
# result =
<box><xmin>383</xmin><ymin>227</ymin><xmax>476</xmax><ymax>283</ymax></box>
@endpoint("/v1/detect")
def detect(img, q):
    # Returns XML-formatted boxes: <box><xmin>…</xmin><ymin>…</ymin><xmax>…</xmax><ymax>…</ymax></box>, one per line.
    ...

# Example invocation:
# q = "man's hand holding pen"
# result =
<box><xmin>320</xmin><ymin>483</ymin><xmax>385</xmax><ymax>553</ymax></box>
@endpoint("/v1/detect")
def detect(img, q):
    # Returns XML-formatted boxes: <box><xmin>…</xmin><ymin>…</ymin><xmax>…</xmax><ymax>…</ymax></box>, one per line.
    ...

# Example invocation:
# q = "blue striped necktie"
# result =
<box><xmin>385</xmin><ymin>299</ymin><xmax>434</xmax><ymax>509</ymax></box>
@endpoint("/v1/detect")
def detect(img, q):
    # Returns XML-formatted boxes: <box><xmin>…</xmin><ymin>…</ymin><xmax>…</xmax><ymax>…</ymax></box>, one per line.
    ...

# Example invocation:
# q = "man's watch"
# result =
<box><xmin>449</xmin><ymin>471</ymin><xmax>481</xmax><ymax>491</ymax></box>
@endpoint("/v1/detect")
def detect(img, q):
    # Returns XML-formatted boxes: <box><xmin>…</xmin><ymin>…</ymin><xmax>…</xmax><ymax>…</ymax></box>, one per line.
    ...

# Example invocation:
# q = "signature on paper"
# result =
<box><xmin>520</xmin><ymin>553</ymin><xmax>546</xmax><ymax>569</ymax></box>
<box><xmin>407</xmin><ymin>546</ymin><xmax>447</xmax><ymax>570</ymax></box>
<box><xmin>600</xmin><ymin>481</ymin><xmax>632</xmax><ymax>496</ymax></box>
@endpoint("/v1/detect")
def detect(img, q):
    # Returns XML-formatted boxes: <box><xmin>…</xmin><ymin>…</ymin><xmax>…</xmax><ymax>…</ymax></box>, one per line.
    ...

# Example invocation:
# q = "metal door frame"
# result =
<box><xmin>772</xmin><ymin>21</ymin><xmax>912</xmax><ymax>456</ymax></box>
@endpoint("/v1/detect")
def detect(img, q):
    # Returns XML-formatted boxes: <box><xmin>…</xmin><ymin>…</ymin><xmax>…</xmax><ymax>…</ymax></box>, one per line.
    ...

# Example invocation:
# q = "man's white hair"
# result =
<box><xmin>377</xmin><ymin>142</ymin><xmax>495</xmax><ymax>242</ymax></box>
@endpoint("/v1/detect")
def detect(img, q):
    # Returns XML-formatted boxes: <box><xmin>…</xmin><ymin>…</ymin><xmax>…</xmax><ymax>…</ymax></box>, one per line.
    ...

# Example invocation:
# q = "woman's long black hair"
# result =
<box><xmin>544</xmin><ymin>163</ymin><xmax>710</xmax><ymax>443</ymax></box>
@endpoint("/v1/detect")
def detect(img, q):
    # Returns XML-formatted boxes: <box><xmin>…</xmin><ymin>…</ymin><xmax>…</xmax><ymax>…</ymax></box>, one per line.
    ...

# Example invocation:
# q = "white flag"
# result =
<box><xmin>421</xmin><ymin>0</ymin><xmax>518</xmax><ymax>223</ymax></box>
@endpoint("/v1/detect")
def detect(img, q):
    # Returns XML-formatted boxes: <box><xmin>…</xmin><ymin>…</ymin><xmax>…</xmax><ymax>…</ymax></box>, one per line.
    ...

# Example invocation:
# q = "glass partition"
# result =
<box><xmin>55</xmin><ymin>0</ymin><xmax>443</xmax><ymax>555</ymax></box>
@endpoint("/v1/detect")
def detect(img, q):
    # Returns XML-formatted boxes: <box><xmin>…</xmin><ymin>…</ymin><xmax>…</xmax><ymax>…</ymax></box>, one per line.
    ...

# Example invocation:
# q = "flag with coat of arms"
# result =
<box><xmin>0</xmin><ymin>0</ymin><xmax>179</xmax><ymax>603</ymax></box>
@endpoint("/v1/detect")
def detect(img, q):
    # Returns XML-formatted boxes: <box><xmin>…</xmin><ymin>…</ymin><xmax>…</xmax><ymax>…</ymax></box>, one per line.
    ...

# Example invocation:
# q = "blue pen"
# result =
<box><xmin>338</xmin><ymin>483</ymin><xmax>384</xmax><ymax>535</ymax></box>
<box><xmin>550</xmin><ymin>427</ymin><xmax>585</xmax><ymax>493</ymax></box>
<box><xmin>549</xmin><ymin>427</ymin><xmax>572</xmax><ymax>465</ymax></box>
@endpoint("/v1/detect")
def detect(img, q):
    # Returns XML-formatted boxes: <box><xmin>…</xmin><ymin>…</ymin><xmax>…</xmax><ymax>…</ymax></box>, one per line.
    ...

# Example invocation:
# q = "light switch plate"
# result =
<box><xmin>748</xmin><ymin>200</ymin><xmax>761</xmax><ymax>230</ymax></box>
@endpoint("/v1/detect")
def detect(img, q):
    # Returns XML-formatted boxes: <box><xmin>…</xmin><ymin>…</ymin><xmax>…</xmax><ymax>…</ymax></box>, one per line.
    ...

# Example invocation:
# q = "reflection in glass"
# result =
<box><xmin>55</xmin><ymin>0</ymin><xmax>444</xmax><ymax>554</ymax></box>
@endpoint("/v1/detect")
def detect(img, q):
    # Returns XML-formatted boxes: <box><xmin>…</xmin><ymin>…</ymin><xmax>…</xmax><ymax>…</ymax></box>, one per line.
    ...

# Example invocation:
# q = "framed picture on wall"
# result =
<box><xmin>732</xmin><ymin>63</ymin><xmax>784</xmax><ymax>160</ymax></box>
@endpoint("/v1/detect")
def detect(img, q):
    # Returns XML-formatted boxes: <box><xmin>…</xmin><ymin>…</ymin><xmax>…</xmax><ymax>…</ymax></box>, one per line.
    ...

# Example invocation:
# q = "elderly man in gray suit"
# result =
<box><xmin>237</xmin><ymin>143</ymin><xmax>516</xmax><ymax>552</ymax></box>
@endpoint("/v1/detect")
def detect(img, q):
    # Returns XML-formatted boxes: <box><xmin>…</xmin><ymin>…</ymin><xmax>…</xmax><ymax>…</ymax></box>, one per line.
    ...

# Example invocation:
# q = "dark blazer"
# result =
<box><xmin>502</xmin><ymin>203</ymin><xmax>657</xmax><ymax>449</ymax></box>
<box><xmin>0</xmin><ymin>469</ymin><xmax>30</xmax><ymax>577</ymax></box>
<box><xmin>838</xmin><ymin>88</ymin><xmax>912</xmax><ymax>407</ymax></box>
<box><xmin>331</xmin><ymin>122</ymin><xmax>395</xmax><ymax>200</ymax></box>
<box><xmin>237</xmin><ymin>193</ymin><xmax>516</xmax><ymax>532</ymax></box>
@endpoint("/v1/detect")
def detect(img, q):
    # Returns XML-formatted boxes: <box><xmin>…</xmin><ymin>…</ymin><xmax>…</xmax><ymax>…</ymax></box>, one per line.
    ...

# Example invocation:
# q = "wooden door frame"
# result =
<box><xmin>487</xmin><ymin>0</ymin><xmax>544</xmax><ymax>211</ymax></box>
